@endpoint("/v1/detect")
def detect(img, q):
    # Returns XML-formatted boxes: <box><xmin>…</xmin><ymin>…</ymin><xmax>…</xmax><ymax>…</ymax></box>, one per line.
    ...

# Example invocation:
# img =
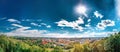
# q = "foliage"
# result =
<box><xmin>51</xmin><ymin>46</ymin><xmax>63</xmax><ymax>52</ymax></box>
<box><xmin>105</xmin><ymin>32</ymin><xmax>120</xmax><ymax>52</ymax></box>
<box><xmin>73</xmin><ymin>40</ymin><xmax>92</xmax><ymax>52</ymax></box>
<box><xmin>0</xmin><ymin>35</ymin><xmax>48</xmax><ymax>52</ymax></box>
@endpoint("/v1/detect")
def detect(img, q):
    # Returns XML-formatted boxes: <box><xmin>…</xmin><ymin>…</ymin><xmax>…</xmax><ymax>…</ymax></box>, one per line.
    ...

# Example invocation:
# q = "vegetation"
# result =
<box><xmin>105</xmin><ymin>32</ymin><xmax>120</xmax><ymax>52</ymax></box>
<box><xmin>73</xmin><ymin>32</ymin><xmax>120</xmax><ymax>52</ymax></box>
<box><xmin>51</xmin><ymin>46</ymin><xmax>63</xmax><ymax>52</ymax></box>
<box><xmin>0</xmin><ymin>35</ymin><xmax>48</xmax><ymax>52</ymax></box>
<box><xmin>0</xmin><ymin>32</ymin><xmax>120</xmax><ymax>52</ymax></box>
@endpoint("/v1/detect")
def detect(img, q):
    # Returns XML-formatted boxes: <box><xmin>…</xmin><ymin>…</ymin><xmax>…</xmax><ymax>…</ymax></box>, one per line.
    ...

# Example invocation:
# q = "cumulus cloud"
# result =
<box><xmin>97</xmin><ymin>19</ymin><xmax>115</xmax><ymax>30</ymax></box>
<box><xmin>7</xmin><ymin>19</ymin><xmax>20</xmax><ymax>23</ymax></box>
<box><xmin>94</xmin><ymin>11</ymin><xmax>103</xmax><ymax>19</ymax></box>
<box><xmin>97</xmin><ymin>23</ymin><xmax>106</xmax><ymax>30</ymax></box>
<box><xmin>56</xmin><ymin>17</ymin><xmax>84</xmax><ymax>31</ymax></box>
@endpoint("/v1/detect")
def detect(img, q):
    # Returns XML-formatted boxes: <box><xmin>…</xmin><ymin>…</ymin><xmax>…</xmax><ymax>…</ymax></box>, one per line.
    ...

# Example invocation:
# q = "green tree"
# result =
<box><xmin>105</xmin><ymin>33</ymin><xmax>120</xmax><ymax>52</ymax></box>
<box><xmin>52</xmin><ymin>46</ymin><xmax>63</xmax><ymax>52</ymax></box>
<box><xmin>0</xmin><ymin>47</ymin><xmax>4</xmax><ymax>52</ymax></box>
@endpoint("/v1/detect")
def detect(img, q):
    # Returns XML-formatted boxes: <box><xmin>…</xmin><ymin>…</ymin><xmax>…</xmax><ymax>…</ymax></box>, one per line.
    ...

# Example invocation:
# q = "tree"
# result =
<box><xmin>0</xmin><ymin>47</ymin><xmax>4</xmax><ymax>52</ymax></box>
<box><xmin>0</xmin><ymin>35</ymin><xmax>48</xmax><ymax>52</ymax></box>
<box><xmin>73</xmin><ymin>44</ymin><xmax>84</xmax><ymax>52</ymax></box>
<box><xmin>52</xmin><ymin>46</ymin><xmax>63</xmax><ymax>52</ymax></box>
<box><xmin>105</xmin><ymin>33</ymin><xmax>120</xmax><ymax>52</ymax></box>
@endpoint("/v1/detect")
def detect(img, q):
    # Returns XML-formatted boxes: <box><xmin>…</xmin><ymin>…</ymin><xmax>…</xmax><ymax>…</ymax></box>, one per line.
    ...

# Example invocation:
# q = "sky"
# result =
<box><xmin>0</xmin><ymin>0</ymin><xmax>120</xmax><ymax>37</ymax></box>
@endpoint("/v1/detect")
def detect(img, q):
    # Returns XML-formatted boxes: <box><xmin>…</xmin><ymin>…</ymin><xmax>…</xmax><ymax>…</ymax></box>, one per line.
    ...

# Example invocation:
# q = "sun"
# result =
<box><xmin>75</xmin><ymin>4</ymin><xmax>87</xmax><ymax>16</ymax></box>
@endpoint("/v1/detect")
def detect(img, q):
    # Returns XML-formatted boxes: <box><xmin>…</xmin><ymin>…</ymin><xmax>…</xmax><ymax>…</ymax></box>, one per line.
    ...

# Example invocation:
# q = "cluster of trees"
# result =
<box><xmin>105</xmin><ymin>32</ymin><xmax>120</xmax><ymax>52</ymax></box>
<box><xmin>73</xmin><ymin>32</ymin><xmax>120</xmax><ymax>52</ymax></box>
<box><xmin>0</xmin><ymin>35</ymin><xmax>48</xmax><ymax>52</ymax></box>
<box><xmin>0</xmin><ymin>35</ymin><xmax>64</xmax><ymax>52</ymax></box>
<box><xmin>73</xmin><ymin>39</ymin><xmax>106</xmax><ymax>52</ymax></box>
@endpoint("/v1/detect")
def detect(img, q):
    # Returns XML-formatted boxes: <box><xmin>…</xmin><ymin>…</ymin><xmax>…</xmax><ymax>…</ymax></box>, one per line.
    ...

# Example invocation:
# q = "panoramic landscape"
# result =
<box><xmin>0</xmin><ymin>0</ymin><xmax>120</xmax><ymax>52</ymax></box>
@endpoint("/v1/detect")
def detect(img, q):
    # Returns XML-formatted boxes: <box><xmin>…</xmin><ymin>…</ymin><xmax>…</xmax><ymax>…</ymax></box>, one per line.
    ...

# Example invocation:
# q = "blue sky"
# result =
<box><xmin>0</xmin><ymin>0</ymin><xmax>120</xmax><ymax>37</ymax></box>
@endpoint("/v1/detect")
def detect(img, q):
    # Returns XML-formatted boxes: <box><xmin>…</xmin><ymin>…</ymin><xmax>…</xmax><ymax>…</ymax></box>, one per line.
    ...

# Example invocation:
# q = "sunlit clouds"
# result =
<box><xmin>97</xmin><ymin>20</ymin><xmax>115</xmax><ymax>30</ymax></box>
<box><xmin>56</xmin><ymin>17</ymin><xmax>84</xmax><ymax>31</ymax></box>
<box><xmin>94</xmin><ymin>11</ymin><xmax>103</xmax><ymax>19</ymax></box>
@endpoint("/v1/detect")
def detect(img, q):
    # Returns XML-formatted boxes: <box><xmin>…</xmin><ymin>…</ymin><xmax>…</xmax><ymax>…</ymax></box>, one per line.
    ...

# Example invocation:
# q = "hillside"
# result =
<box><xmin>0</xmin><ymin>32</ymin><xmax>120</xmax><ymax>52</ymax></box>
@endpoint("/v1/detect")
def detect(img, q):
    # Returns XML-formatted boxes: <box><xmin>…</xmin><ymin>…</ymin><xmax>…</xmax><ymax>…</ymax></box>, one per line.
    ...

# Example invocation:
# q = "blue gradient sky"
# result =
<box><xmin>0</xmin><ymin>0</ymin><xmax>120</xmax><ymax>37</ymax></box>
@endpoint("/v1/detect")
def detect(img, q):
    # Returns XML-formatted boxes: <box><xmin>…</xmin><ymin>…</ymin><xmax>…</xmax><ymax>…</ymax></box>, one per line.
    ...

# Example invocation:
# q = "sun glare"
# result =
<box><xmin>75</xmin><ymin>4</ymin><xmax>87</xmax><ymax>16</ymax></box>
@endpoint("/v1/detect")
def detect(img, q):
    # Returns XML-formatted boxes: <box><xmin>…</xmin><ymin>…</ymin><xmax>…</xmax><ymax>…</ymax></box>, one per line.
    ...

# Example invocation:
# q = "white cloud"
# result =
<box><xmin>41</xmin><ymin>23</ymin><xmax>51</xmax><ymax>28</ymax></box>
<box><xmin>102</xmin><ymin>20</ymin><xmax>115</xmax><ymax>26</ymax></box>
<box><xmin>31</xmin><ymin>23</ymin><xmax>38</xmax><ymax>26</ymax></box>
<box><xmin>11</xmin><ymin>24</ymin><xmax>23</xmax><ymax>28</ymax></box>
<box><xmin>94</xmin><ymin>11</ymin><xmax>103</xmax><ymax>19</ymax></box>
<box><xmin>97</xmin><ymin>19</ymin><xmax>115</xmax><ymax>30</ymax></box>
<box><xmin>7</xmin><ymin>19</ymin><xmax>20</xmax><ymax>23</ymax></box>
<box><xmin>76</xmin><ymin>17</ymin><xmax>84</xmax><ymax>24</ymax></box>
<box><xmin>56</xmin><ymin>17</ymin><xmax>84</xmax><ymax>31</ymax></box>
<box><xmin>116</xmin><ymin>0</ymin><xmax>120</xmax><ymax>17</ymax></box>
<box><xmin>6</xmin><ymin>27</ymin><xmax>47</xmax><ymax>37</ymax></box>
<box><xmin>97</xmin><ymin>23</ymin><xmax>106</xmax><ymax>30</ymax></box>
<box><xmin>11</xmin><ymin>24</ymin><xmax>31</xmax><ymax>30</ymax></box>
<box><xmin>41</xmin><ymin>23</ymin><xmax>47</xmax><ymax>26</ymax></box>
<box><xmin>46</xmin><ymin>25</ymin><xmax>51</xmax><ymax>28</ymax></box>
<box><xmin>88</xmin><ymin>19</ymin><xmax>91</xmax><ymax>22</ymax></box>
<box><xmin>85</xmin><ymin>24</ymin><xmax>90</xmax><ymax>27</ymax></box>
